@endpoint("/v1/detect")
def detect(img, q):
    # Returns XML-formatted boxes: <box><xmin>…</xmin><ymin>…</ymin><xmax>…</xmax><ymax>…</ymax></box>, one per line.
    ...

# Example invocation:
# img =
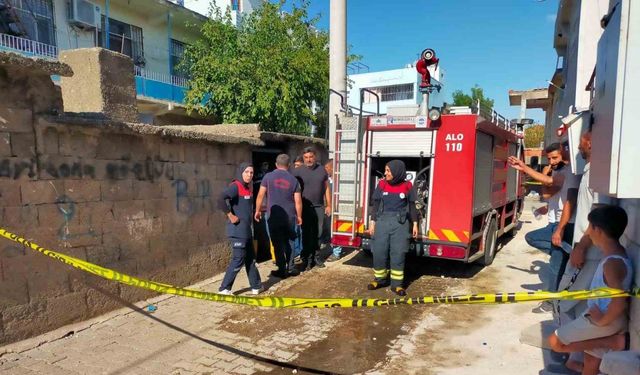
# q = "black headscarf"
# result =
<box><xmin>235</xmin><ymin>162</ymin><xmax>253</xmax><ymax>188</ymax></box>
<box><xmin>386</xmin><ymin>160</ymin><xmax>406</xmax><ymax>186</ymax></box>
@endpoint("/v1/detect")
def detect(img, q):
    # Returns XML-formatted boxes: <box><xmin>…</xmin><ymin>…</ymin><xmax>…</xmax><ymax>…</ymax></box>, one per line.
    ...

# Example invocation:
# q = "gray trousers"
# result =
<box><xmin>372</xmin><ymin>213</ymin><xmax>410</xmax><ymax>288</ymax></box>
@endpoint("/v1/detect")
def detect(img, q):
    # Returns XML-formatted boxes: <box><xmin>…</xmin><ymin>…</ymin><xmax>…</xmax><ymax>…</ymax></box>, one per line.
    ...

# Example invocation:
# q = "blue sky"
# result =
<box><xmin>301</xmin><ymin>0</ymin><xmax>559</xmax><ymax>123</ymax></box>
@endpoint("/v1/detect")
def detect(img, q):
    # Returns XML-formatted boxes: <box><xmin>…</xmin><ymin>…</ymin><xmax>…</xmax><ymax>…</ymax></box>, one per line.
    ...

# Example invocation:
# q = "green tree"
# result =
<box><xmin>452</xmin><ymin>85</ymin><xmax>495</xmax><ymax>109</ymax></box>
<box><xmin>524</xmin><ymin>124</ymin><xmax>545</xmax><ymax>148</ymax></box>
<box><xmin>182</xmin><ymin>0</ymin><xmax>329</xmax><ymax>135</ymax></box>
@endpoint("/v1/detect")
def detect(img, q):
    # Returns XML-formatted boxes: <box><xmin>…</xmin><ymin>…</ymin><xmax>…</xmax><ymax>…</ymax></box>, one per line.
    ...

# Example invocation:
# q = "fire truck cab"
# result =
<box><xmin>331</xmin><ymin>50</ymin><xmax>525</xmax><ymax>265</ymax></box>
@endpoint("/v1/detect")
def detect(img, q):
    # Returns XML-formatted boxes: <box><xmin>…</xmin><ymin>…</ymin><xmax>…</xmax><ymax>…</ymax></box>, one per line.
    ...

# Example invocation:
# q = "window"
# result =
<box><xmin>363</xmin><ymin>83</ymin><xmax>414</xmax><ymax>103</ymax></box>
<box><xmin>5</xmin><ymin>0</ymin><xmax>56</xmax><ymax>46</ymax></box>
<box><xmin>99</xmin><ymin>17</ymin><xmax>144</xmax><ymax>63</ymax></box>
<box><xmin>170</xmin><ymin>38</ymin><xmax>186</xmax><ymax>77</ymax></box>
<box><xmin>231</xmin><ymin>0</ymin><xmax>240</xmax><ymax>11</ymax></box>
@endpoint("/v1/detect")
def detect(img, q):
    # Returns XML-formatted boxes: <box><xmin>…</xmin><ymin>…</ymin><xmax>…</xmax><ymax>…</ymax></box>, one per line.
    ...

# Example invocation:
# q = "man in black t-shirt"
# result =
<box><xmin>292</xmin><ymin>147</ymin><xmax>331</xmax><ymax>271</ymax></box>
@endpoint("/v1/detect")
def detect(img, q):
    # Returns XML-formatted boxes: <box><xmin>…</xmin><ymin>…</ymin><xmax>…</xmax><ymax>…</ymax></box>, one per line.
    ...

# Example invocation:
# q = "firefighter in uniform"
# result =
<box><xmin>368</xmin><ymin>160</ymin><xmax>419</xmax><ymax>296</ymax></box>
<box><xmin>217</xmin><ymin>162</ymin><xmax>263</xmax><ymax>295</ymax></box>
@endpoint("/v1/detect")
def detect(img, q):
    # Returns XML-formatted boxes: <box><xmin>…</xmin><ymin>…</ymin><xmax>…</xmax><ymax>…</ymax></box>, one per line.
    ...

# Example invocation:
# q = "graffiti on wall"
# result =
<box><xmin>0</xmin><ymin>157</ymin><xmax>174</xmax><ymax>181</ymax></box>
<box><xmin>106</xmin><ymin>158</ymin><xmax>174</xmax><ymax>181</ymax></box>
<box><xmin>55</xmin><ymin>194</ymin><xmax>96</xmax><ymax>241</ymax></box>
<box><xmin>172</xmin><ymin>179</ymin><xmax>213</xmax><ymax>215</ymax></box>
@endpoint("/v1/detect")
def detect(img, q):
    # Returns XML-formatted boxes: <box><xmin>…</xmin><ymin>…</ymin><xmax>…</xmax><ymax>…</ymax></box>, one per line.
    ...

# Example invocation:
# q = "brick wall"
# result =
<box><xmin>0</xmin><ymin>52</ymin><xmax>324</xmax><ymax>345</ymax></box>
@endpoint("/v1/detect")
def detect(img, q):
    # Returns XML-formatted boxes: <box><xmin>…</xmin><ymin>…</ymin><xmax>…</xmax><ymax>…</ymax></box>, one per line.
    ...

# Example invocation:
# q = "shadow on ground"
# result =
<box><xmin>69</xmin><ymin>275</ymin><xmax>338</xmax><ymax>375</ymax></box>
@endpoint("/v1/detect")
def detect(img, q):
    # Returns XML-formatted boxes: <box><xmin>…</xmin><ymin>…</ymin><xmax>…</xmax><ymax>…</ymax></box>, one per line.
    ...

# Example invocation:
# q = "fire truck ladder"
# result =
<box><xmin>0</xmin><ymin>0</ymin><xmax>28</xmax><ymax>37</ymax></box>
<box><xmin>333</xmin><ymin>114</ymin><xmax>361</xmax><ymax>239</ymax></box>
<box><xmin>331</xmin><ymin>89</ymin><xmax>380</xmax><ymax>241</ymax></box>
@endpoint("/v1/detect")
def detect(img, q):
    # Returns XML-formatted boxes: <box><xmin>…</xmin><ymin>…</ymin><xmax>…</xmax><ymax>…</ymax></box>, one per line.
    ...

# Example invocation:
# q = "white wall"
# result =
<box><xmin>183</xmin><ymin>0</ymin><xmax>260</xmax><ymax>24</ymax></box>
<box><xmin>545</xmin><ymin>0</ymin><xmax>609</xmax><ymax>146</ymax></box>
<box><xmin>53</xmin><ymin>0</ymin><xmax>96</xmax><ymax>51</ymax></box>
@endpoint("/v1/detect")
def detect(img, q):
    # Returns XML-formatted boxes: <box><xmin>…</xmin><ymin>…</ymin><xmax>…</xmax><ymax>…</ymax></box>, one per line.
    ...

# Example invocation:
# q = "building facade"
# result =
<box><xmin>182</xmin><ymin>0</ymin><xmax>260</xmax><ymax>25</ymax></box>
<box><xmin>533</xmin><ymin>0</ymin><xmax>640</xmax><ymax>358</ymax></box>
<box><xmin>346</xmin><ymin>65</ymin><xmax>446</xmax><ymax>115</ymax></box>
<box><xmin>0</xmin><ymin>0</ymin><xmax>257</xmax><ymax>123</ymax></box>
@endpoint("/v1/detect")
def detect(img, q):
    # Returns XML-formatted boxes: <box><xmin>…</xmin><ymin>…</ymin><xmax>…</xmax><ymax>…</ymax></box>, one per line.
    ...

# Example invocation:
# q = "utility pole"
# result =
<box><xmin>329</xmin><ymin>0</ymin><xmax>346</xmax><ymax>154</ymax></box>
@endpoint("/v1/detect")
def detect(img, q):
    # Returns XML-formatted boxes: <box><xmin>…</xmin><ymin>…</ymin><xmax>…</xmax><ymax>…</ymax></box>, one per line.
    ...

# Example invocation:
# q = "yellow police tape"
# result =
<box><xmin>1</xmin><ymin>227</ymin><xmax>638</xmax><ymax>309</ymax></box>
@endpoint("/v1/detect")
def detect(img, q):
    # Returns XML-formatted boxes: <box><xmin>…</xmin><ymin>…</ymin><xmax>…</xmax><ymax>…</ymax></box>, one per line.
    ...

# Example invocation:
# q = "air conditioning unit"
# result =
<box><xmin>69</xmin><ymin>0</ymin><xmax>101</xmax><ymax>30</ymax></box>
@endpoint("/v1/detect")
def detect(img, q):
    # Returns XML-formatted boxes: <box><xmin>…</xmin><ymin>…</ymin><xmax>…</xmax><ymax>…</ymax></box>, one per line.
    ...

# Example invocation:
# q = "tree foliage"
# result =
<box><xmin>524</xmin><ymin>124</ymin><xmax>545</xmax><ymax>148</ymax></box>
<box><xmin>182</xmin><ymin>0</ymin><xmax>329</xmax><ymax>135</ymax></box>
<box><xmin>452</xmin><ymin>85</ymin><xmax>495</xmax><ymax>109</ymax></box>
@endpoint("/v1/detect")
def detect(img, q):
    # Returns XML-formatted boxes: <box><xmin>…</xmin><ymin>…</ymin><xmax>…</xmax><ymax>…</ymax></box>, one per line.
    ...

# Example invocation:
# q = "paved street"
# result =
<box><xmin>0</xmin><ymin>200</ymin><xmax>556</xmax><ymax>374</ymax></box>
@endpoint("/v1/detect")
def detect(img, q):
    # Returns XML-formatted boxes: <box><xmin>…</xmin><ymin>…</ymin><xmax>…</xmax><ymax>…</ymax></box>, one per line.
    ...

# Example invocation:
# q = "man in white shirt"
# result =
<box><xmin>509</xmin><ymin>143</ymin><xmax>580</xmax><ymax>295</ymax></box>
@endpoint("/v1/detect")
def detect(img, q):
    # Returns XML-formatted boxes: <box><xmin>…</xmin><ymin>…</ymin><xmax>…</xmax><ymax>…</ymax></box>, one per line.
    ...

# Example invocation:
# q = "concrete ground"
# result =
<box><xmin>0</xmin><ymin>199</ymin><xmax>562</xmax><ymax>374</ymax></box>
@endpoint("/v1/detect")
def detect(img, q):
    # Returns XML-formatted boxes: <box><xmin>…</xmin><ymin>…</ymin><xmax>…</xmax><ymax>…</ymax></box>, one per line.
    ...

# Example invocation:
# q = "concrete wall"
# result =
<box><xmin>0</xmin><ymin>66</ymin><xmax>238</xmax><ymax>345</ymax></box>
<box><xmin>0</xmin><ymin>50</ymin><xmax>324</xmax><ymax>345</ymax></box>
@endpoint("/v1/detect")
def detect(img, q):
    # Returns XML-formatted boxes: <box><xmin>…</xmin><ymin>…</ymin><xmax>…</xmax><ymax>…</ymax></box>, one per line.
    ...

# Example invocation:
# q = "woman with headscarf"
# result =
<box><xmin>217</xmin><ymin>162</ymin><xmax>262</xmax><ymax>295</ymax></box>
<box><xmin>368</xmin><ymin>160</ymin><xmax>419</xmax><ymax>296</ymax></box>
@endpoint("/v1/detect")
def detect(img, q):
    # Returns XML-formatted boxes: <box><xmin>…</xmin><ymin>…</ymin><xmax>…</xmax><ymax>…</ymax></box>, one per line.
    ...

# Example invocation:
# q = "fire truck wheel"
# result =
<box><xmin>479</xmin><ymin>217</ymin><xmax>498</xmax><ymax>266</ymax></box>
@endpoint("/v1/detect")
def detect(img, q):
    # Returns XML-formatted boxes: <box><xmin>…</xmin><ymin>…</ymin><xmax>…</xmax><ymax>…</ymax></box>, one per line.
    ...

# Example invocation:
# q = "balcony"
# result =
<box><xmin>0</xmin><ymin>33</ymin><xmax>58</xmax><ymax>59</ymax></box>
<box><xmin>134</xmin><ymin>66</ymin><xmax>187</xmax><ymax>104</ymax></box>
<box><xmin>1</xmin><ymin>33</ymin><xmax>188</xmax><ymax>105</ymax></box>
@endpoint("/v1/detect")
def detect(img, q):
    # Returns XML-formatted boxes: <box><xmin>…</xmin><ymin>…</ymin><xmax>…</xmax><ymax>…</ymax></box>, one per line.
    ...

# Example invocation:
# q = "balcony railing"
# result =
<box><xmin>134</xmin><ymin>66</ymin><xmax>187</xmax><ymax>88</ymax></box>
<box><xmin>0</xmin><ymin>33</ymin><xmax>58</xmax><ymax>59</ymax></box>
<box><xmin>134</xmin><ymin>66</ymin><xmax>187</xmax><ymax>103</ymax></box>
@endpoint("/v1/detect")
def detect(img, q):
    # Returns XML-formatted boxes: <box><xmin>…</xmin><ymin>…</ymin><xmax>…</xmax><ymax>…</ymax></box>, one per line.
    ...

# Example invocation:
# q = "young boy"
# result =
<box><xmin>548</xmin><ymin>205</ymin><xmax>632</xmax><ymax>375</ymax></box>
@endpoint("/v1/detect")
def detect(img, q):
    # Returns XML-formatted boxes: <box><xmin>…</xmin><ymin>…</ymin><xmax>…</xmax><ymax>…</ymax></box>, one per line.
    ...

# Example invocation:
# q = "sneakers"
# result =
<box><xmin>287</xmin><ymin>269</ymin><xmax>300</xmax><ymax>277</ymax></box>
<box><xmin>532</xmin><ymin>300</ymin><xmax>554</xmax><ymax>314</ymax></box>
<box><xmin>250</xmin><ymin>288</ymin><xmax>263</xmax><ymax>295</ymax></box>
<box><xmin>304</xmin><ymin>257</ymin><xmax>326</xmax><ymax>271</ymax></box>
<box><xmin>326</xmin><ymin>254</ymin><xmax>341</xmax><ymax>262</ymax></box>
<box><xmin>270</xmin><ymin>270</ymin><xmax>288</xmax><ymax>278</ymax></box>
<box><xmin>218</xmin><ymin>289</ymin><xmax>233</xmax><ymax>295</ymax></box>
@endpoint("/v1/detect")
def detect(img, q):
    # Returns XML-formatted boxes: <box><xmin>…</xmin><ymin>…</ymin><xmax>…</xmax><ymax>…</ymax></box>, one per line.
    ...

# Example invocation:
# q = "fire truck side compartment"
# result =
<box><xmin>473</xmin><ymin>132</ymin><xmax>495</xmax><ymax>216</ymax></box>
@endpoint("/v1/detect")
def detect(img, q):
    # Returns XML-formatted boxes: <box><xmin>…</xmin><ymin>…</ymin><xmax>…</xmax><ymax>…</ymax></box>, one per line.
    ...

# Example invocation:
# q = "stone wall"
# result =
<box><xmin>0</xmin><ymin>51</ymin><xmax>325</xmax><ymax>345</ymax></box>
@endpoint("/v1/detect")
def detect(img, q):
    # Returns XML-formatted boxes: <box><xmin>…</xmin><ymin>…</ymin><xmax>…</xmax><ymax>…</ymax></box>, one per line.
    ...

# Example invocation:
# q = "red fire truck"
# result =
<box><xmin>330</xmin><ymin>49</ymin><xmax>525</xmax><ymax>266</ymax></box>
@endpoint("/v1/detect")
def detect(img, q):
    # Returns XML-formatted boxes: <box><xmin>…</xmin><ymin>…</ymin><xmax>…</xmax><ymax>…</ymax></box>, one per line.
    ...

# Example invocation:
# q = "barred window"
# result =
<box><xmin>99</xmin><ymin>17</ymin><xmax>144</xmax><ymax>62</ymax></box>
<box><xmin>4</xmin><ymin>0</ymin><xmax>56</xmax><ymax>46</ymax></box>
<box><xmin>363</xmin><ymin>83</ymin><xmax>414</xmax><ymax>103</ymax></box>
<box><xmin>170</xmin><ymin>38</ymin><xmax>186</xmax><ymax>77</ymax></box>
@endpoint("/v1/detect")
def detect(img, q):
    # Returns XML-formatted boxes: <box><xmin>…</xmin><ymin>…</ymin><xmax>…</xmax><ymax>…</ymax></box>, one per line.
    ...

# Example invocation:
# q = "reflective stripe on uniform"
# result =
<box><xmin>374</xmin><ymin>269</ymin><xmax>389</xmax><ymax>278</ymax></box>
<box><xmin>390</xmin><ymin>269</ymin><xmax>404</xmax><ymax>280</ymax></box>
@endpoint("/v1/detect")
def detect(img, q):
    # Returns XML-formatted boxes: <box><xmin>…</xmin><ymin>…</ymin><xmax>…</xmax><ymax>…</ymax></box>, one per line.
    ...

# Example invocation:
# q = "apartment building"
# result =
<box><xmin>0</xmin><ymin>0</ymin><xmax>257</xmax><ymax>123</ymax></box>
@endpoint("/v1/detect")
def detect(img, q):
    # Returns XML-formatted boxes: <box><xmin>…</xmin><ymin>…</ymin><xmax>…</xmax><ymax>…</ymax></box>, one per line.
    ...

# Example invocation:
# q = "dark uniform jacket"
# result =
<box><xmin>218</xmin><ymin>164</ymin><xmax>254</xmax><ymax>239</ymax></box>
